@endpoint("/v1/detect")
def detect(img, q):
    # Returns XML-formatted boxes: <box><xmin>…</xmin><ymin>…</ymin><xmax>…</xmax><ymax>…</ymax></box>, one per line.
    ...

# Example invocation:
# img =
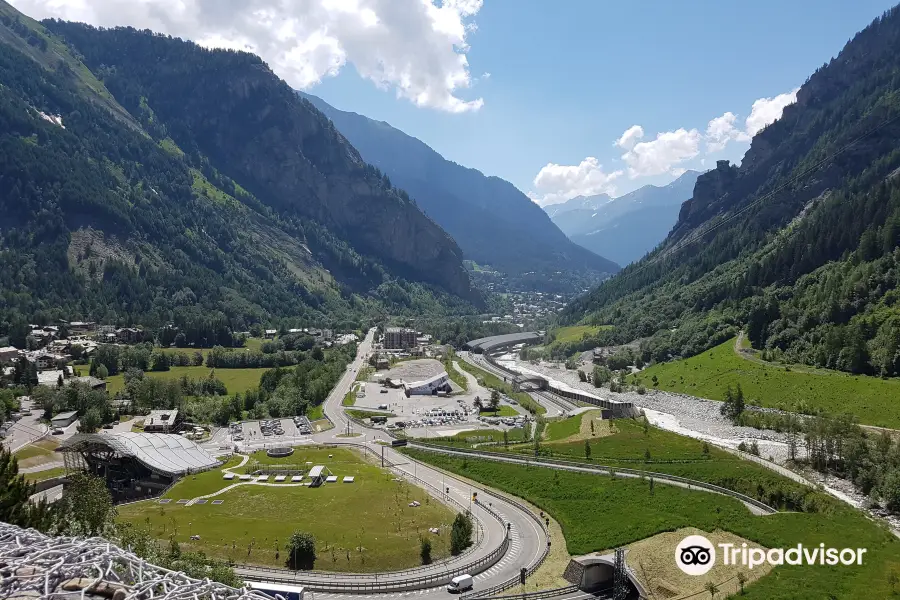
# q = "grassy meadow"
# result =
<box><xmin>406</xmin><ymin>450</ymin><xmax>900</xmax><ymax>600</ymax></box>
<box><xmin>632</xmin><ymin>338</ymin><xmax>900</xmax><ymax>428</ymax></box>
<box><xmin>119</xmin><ymin>448</ymin><xmax>455</xmax><ymax>572</ymax></box>
<box><xmin>105</xmin><ymin>366</ymin><xmax>268</xmax><ymax>395</ymax></box>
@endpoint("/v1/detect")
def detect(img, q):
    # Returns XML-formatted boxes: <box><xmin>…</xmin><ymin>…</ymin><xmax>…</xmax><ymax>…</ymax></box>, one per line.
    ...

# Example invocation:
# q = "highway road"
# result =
<box><xmin>236</xmin><ymin>329</ymin><xmax>551</xmax><ymax>600</ymax></box>
<box><xmin>458</xmin><ymin>351</ymin><xmax>575</xmax><ymax>417</ymax></box>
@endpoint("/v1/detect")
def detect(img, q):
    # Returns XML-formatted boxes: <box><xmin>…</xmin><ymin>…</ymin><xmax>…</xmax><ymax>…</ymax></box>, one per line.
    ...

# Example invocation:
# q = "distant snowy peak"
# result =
<box><xmin>543</xmin><ymin>193</ymin><xmax>612</xmax><ymax>218</ymax></box>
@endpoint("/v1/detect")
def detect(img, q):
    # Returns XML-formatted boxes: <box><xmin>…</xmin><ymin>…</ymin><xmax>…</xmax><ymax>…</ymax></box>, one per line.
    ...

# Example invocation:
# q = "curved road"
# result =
<box><xmin>237</xmin><ymin>329</ymin><xmax>550</xmax><ymax>600</ymax></box>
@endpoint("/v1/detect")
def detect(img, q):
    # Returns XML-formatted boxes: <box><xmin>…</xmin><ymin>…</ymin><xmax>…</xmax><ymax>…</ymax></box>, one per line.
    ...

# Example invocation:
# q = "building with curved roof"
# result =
<box><xmin>464</xmin><ymin>332</ymin><xmax>543</xmax><ymax>353</ymax></box>
<box><xmin>58</xmin><ymin>432</ymin><xmax>220</xmax><ymax>501</ymax></box>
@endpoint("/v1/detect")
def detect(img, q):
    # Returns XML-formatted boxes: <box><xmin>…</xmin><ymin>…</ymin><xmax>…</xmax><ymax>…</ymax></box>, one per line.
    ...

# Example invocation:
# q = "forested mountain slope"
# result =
<box><xmin>298</xmin><ymin>92</ymin><xmax>620</xmax><ymax>286</ymax></box>
<box><xmin>549</xmin><ymin>171</ymin><xmax>701</xmax><ymax>266</ymax></box>
<box><xmin>0</xmin><ymin>1</ymin><xmax>480</xmax><ymax>336</ymax></box>
<box><xmin>563</xmin><ymin>6</ymin><xmax>900</xmax><ymax>377</ymax></box>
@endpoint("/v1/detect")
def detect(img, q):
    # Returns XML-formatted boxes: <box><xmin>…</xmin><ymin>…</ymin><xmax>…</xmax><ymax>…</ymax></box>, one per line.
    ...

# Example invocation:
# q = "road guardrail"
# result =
<box><xmin>237</xmin><ymin>442</ymin><xmax>513</xmax><ymax>593</ymax></box>
<box><xmin>408</xmin><ymin>442</ymin><xmax>777</xmax><ymax>515</ymax></box>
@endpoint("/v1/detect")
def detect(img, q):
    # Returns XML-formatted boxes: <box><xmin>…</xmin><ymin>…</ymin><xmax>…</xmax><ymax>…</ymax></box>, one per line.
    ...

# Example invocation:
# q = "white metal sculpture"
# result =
<box><xmin>0</xmin><ymin>522</ymin><xmax>275</xmax><ymax>600</ymax></box>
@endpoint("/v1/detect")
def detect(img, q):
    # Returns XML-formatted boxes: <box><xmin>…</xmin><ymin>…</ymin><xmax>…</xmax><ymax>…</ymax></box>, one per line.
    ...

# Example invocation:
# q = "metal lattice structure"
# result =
<box><xmin>612</xmin><ymin>547</ymin><xmax>628</xmax><ymax>600</ymax></box>
<box><xmin>0</xmin><ymin>522</ymin><xmax>275</xmax><ymax>600</ymax></box>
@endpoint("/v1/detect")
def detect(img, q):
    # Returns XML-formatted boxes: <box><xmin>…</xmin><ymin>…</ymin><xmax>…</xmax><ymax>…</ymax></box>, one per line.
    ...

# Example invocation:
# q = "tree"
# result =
<box><xmin>420</xmin><ymin>537</ymin><xmax>432</xmax><ymax>565</ymax></box>
<box><xmin>592</xmin><ymin>365</ymin><xmax>610</xmax><ymax>388</ymax></box>
<box><xmin>584</xmin><ymin>440</ymin><xmax>591</xmax><ymax>459</ymax></box>
<box><xmin>450</xmin><ymin>512</ymin><xmax>474</xmax><ymax>555</ymax></box>
<box><xmin>737</xmin><ymin>571</ymin><xmax>747</xmax><ymax>595</ymax></box>
<box><xmin>78</xmin><ymin>407</ymin><xmax>102</xmax><ymax>433</ymax></box>
<box><xmin>488</xmin><ymin>389</ymin><xmax>500</xmax><ymax>413</ymax></box>
<box><xmin>0</xmin><ymin>447</ymin><xmax>38</xmax><ymax>527</ymax></box>
<box><xmin>55</xmin><ymin>471</ymin><xmax>116</xmax><ymax>536</ymax></box>
<box><xmin>721</xmin><ymin>384</ymin><xmax>746</xmax><ymax>423</ymax></box>
<box><xmin>286</xmin><ymin>531</ymin><xmax>317</xmax><ymax>569</ymax></box>
<box><xmin>96</xmin><ymin>363</ymin><xmax>109</xmax><ymax>380</ymax></box>
<box><xmin>705</xmin><ymin>581</ymin><xmax>719</xmax><ymax>599</ymax></box>
<box><xmin>881</xmin><ymin>469</ymin><xmax>900</xmax><ymax>512</ymax></box>
<box><xmin>473</xmin><ymin>396</ymin><xmax>483</xmax><ymax>412</ymax></box>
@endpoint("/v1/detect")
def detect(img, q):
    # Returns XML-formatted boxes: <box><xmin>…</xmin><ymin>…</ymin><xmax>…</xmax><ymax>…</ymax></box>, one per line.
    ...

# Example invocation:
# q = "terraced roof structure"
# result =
<box><xmin>464</xmin><ymin>332</ymin><xmax>543</xmax><ymax>353</ymax></box>
<box><xmin>58</xmin><ymin>432</ymin><xmax>219</xmax><ymax>477</ymax></box>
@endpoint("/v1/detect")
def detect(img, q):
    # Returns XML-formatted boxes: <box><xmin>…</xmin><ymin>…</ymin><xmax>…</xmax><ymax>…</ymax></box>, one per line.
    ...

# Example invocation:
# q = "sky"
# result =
<box><xmin>12</xmin><ymin>0</ymin><xmax>899</xmax><ymax>205</ymax></box>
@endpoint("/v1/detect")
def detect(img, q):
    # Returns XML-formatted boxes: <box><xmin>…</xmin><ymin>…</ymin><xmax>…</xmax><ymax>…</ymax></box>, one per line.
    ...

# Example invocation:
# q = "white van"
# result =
<box><xmin>447</xmin><ymin>574</ymin><xmax>473</xmax><ymax>593</ymax></box>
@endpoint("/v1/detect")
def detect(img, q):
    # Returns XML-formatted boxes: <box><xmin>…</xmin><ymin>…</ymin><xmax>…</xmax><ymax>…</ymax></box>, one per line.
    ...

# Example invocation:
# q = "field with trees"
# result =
<box><xmin>632</xmin><ymin>338</ymin><xmax>900</xmax><ymax>428</ymax></box>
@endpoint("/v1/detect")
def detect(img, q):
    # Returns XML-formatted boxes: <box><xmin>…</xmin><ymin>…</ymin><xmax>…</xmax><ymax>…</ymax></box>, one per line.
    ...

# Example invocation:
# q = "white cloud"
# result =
<box><xmin>614</xmin><ymin>125</ymin><xmax>644</xmax><ymax>150</ymax></box>
<box><xmin>705</xmin><ymin>111</ymin><xmax>750</xmax><ymax>153</ymax></box>
<box><xmin>530</xmin><ymin>157</ymin><xmax>623</xmax><ymax>206</ymax></box>
<box><xmin>745</xmin><ymin>88</ymin><xmax>799</xmax><ymax>136</ymax></box>
<box><xmin>704</xmin><ymin>88</ymin><xmax>798</xmax><ymax>153</ymax></box>
<box><xmin>620</xmin><ymin>128</ymin><xmax>701</xmax><ymax>178</ymax></box>
<box><xmin>11</xmin><ymin>0</ymin><xmax>484</xmax><ymax>113</ymax></box>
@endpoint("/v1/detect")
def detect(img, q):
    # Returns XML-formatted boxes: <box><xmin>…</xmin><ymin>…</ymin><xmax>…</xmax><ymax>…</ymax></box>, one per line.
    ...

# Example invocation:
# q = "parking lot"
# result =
<box><xmin>353</xmin><ymin>377</ymin><xmax>529</xmax><ymax>438</ymax></box>
<box><xmin>230</xmin><ymin>415</ymin><xmax>314</xmax><ymax>443</ymax></box>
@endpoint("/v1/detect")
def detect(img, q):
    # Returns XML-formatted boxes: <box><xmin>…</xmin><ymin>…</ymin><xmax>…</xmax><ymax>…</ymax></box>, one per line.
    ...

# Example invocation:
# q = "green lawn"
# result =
<box><xmin>346</xmin><ymin>409</ymin><xmax>397</xmax><ymax>420</ymax></box>
<box><xmin>342</xmin><ymin>384</ymin><xmax>358</xmax><ymax>407</ymax></box>
<box><xmin>155</xmin><ymin>338</ymin><xmax>264</xmax><ymax>357</ymax></box>
<box><xmin>119</xmin><ymin>447</ymin><xmax>455</xmax><ymax>572</ymax></box>
<box><xmin>425</xmin><ymin>428</ymin><xmax>528</xmax><ymax>446</ymax></box>
<box><xmin>446</xmin><ymin>359</ymin><xmax>468</xmax><ymax>391</ymax></box>
<box><xmin>479</xmin><ymin>405</ymin><xmax>519</xmax><ymax>418</ymax></box>
<box><xmin>14</xmin><ymin>438</ymin><xmax>59</xmax><ymax>466</ymax></box>
<box><xmin>161</xmin><ymin>456</ymin><xmax>243</xmax><ymax>499</ymax></box>
<box><xmin>406</xmin><ymin>451</ymin><xmax>900</xmax><ymax>600</ymax></box>
<box><xmin>542</xmin><ymin>413</ymin><xmax>583</xmax><ymax>441</ymax></box>
<box><xmin>243</xmin><ymin>337</ymin><xmax>264</xmax><ymax>352</ymax></box>
<box><xmin>475</xmin><ymin>417</ymin><xmax>820</xmax><ymax>512</ymax></box>
<box><xmin>105</xmin><ymin>366</ymin><xmax>269</xmax><ymax>395</ymax></box>
<box><xmin>306</xmin><ymin>404</ymin><xmax>325</xmax><ymax>420</ymax></box>
<box><xmin>24</xmin><ymin>466</ymin><xmax>66</xmax><ymax>481</ymax></box>
<box><xmin>633</xmin><ymin>337</ymin><xmax>900</xmax><ymax>428</ymax></box>
<box><xmin>552</xmin><ymin>325</ymin><xmax>614</xmax><ymax>344</ymax></box>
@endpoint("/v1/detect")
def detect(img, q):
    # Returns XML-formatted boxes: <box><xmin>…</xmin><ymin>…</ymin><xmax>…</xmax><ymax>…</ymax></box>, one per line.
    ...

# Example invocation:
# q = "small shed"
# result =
<box><xmin>51</xmin><ymin>410</ymin><xmax>78</xmax><ymax>429</ymax></box>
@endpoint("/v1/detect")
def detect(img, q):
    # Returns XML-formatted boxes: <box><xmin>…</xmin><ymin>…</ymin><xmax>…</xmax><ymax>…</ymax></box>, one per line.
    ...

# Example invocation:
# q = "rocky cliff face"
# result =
<box><xmin>672</xmin><ymin>161</ymin><xmax>739</xmax><ymax>238</ymax></box>
<box><xmin>44</xmin><ymin>22</ymin><xmax>479</xmax><ymax>304</ymax></box>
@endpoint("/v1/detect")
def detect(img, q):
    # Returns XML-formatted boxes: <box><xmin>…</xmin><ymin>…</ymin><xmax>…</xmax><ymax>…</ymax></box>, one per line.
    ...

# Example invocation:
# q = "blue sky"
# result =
<box><xmin>17</xmin><ymin>0</ymin><xmax>899</xmax><ymax>204</ymax></box>
<box><xmin>303</xmin><ymin>0</ymin><xmax>898</xmax><ymax>203</ymax></box>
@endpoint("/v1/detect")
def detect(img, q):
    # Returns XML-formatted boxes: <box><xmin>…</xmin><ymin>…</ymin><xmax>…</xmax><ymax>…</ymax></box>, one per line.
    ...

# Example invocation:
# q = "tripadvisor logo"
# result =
<box><xmin>676</xmin><ymin>535</ymin><xmax>716</xmax><ymax>576</ymax></box>
<box><xmin>675</xmin><ymin>535</ymin><xmax>867</xmax><ymax>575</ymax></box>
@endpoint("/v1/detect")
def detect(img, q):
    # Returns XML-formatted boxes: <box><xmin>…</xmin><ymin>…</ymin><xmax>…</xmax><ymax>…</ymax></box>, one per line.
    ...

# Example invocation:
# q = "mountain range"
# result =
<box><xmin>0</xmin><ymin>1</ymin><xmax>483</xmax><ymax>334</ymax></box>
<box><xmin>543</xmin><ymin>170</ymin><xmax>701</xmax><ymax>267</ymax></box>
<box><xmin>564</xmin><ymin>5</ymin><xmax>900</xmax><ymax>378</ymax></box>
<box><xmin>298</xmin><ymin>92</ymin><xmax>620</xmax><ymax>285</ymax></box>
